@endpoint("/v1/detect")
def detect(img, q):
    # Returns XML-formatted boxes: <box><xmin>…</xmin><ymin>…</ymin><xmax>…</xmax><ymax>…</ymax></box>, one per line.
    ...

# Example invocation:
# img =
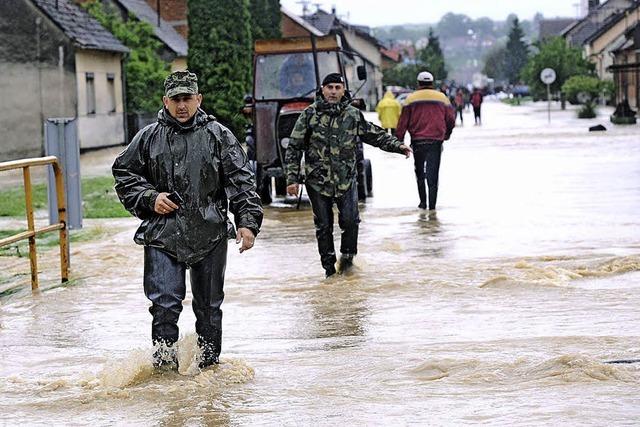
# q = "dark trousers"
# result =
<box><xmin>413</xmin><ymin>141</ymin><xmax>443</xmax><ymax>210</ymax></box>
<box><xmin>456</xmin><ymin>107</ymin><xmax>463</xmax><ymax>124</ymax></box>
<box><xmin>306</xmin><ymin>181</ymin><xmax>360</xmax><ymax>271</ymax></box>
<box><xmin>143</xmin><ymin>239</ymin><xmax>227</xmax><ymax>347</ymax></box>
<box><xmin>473</xmin><ymin>106</ymin><xmax>481</xmax><ymax>124</ymax></box>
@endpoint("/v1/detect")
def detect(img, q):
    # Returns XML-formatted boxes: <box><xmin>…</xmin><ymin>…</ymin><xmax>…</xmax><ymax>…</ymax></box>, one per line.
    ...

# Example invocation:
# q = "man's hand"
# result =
<box><xmin>399</xmin><ymin>144</ymin><xmax>413</xmax><ymax>158</ymax></box>
<box><xmin>154</xmin><ymin>192</ymin><xmax>179</xmax><ymax>215</ymax></box>
<box><xmin>286</xmin><ymin>184</ymin><xmax>299</xmax><ymax>197</ymax></box>
<box><xmin>236</xmin><ymin>227</ymin><xmax>256</xmax><ymax>253</ymax></box>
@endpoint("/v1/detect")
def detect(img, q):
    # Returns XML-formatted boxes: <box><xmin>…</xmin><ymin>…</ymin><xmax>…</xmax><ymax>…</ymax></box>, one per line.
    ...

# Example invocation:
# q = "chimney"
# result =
<box><xmin>588</xmin><ymin>0</ymin><xmax>599</xmax><ymax>11</ymax></box>
<box><xmin>331</xmin><ymin>5</ymin><xmax>336</xmax><ymax>15</ymax></box>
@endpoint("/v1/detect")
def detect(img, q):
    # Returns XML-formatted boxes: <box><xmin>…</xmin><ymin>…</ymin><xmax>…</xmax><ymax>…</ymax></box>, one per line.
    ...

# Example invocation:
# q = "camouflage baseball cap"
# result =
<box><xmin>164</xmin><ymin>70</ymin><xmax>199</xmax><ymax>98</ymax></box>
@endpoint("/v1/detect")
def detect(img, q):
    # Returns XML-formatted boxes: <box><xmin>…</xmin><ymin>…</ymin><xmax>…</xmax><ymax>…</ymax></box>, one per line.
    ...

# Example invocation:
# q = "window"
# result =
<box><xmin>107</xmin><ymin>73</ymin><xmax>116</xmax><ymax>113</ymax></box>
<box><xmin>86</xmin><ymin>72</ymin><xmax>96</xmax><ymax>115</ymax></box>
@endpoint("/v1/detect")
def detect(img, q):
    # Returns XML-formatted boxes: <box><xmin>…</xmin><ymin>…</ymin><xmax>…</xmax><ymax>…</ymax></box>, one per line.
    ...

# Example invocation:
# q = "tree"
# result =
<box><xmin>521</xmin><ymin>37</ymin><xmax>594</xmax><ymax>104</ymax></box>
<box><xmin>482</xmin><ymin>43</ymin><xmax>507</xmax><ymax>83</ymax></box>
<box><xmin>436</xmin><ymin>13</ymin><xmax>472</xmax><ymax>39</ymax></box>
<box><xmin>417</xmin><ymin>28</ymin><xmax>447</xmax><ymax>81</ymax></box>
<box><xmin>382</xmin><ymin>62</ymin><xmax>420</xmax><ymax>88</ymax></box>
<box><xmin>250</xmin><ymin>0</ymin><xmax>281</xmax><ymax>40</ymax></box>
<box><xmin>504</xmin><ymin>17</ymin><xmax>529</xmax><ymax>84</ymax></box>
<box><xmin>188</xmin><ymin>0</ymin><xmax>252</xmax><ymax>135</ymax></box>
<box><xmin>83</xmin><ymin>0</ymin><xmax>170</xmax><ymax>113</ymax></box>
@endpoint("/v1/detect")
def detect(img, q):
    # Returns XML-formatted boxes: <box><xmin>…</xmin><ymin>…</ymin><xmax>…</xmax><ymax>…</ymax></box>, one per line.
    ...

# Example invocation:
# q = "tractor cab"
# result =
<box><xmin>244</xmin><ymin>35</ymin><xmax>371</xmax><ymax>204</ymax></box>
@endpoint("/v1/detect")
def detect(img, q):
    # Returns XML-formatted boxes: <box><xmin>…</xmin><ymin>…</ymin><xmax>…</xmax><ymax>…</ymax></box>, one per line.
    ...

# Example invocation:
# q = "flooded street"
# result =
<box><xmin>1</xmin><ymin>100</ymin><xmax>639</xmax><ymax>425</ymax></box>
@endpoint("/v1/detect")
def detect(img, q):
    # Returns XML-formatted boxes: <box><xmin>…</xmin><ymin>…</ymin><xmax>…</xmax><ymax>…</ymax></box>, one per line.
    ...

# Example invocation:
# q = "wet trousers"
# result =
<box><xmin>473</xmin><ymin>106</ymin><xmax>482</xmax><ymax>124</ymax></box>
<box><xmin>143</xmin><ymin>239</ymin><xmax>227</xmax><ymax>351</ymax></box>
<box><xmin>412</xmin><ymin>141</ymin><xmax>443</xmax><ymax>210</ymax></box>
<box><xmin>306</xmin><ymin>181</ymin><xmax>360</xmax><ymax>272</ymax></box>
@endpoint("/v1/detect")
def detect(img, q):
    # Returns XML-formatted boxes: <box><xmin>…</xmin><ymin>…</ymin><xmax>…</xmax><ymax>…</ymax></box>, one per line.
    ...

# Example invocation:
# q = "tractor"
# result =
<box><xmin>243</xmin><ymin>35</ymin><xmax>373</xmax><ymax>204</ymax></box>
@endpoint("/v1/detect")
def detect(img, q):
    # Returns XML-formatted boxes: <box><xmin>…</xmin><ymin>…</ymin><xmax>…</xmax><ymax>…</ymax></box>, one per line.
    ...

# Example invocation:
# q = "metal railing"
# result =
<box><xmin>0</xmin><ymin>156</ymin><xmax>69</xmax><ymax>289</ymax></box>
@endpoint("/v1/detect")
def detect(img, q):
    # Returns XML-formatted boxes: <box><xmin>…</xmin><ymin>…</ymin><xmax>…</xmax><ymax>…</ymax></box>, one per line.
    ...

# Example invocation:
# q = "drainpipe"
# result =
<box><xmin>121</xmin><ymin>52</ymin><xmax>129</xmax><ymax>144</ymax></box>
<box><xmin>157</xmin><ymin>0</ymin><xmax>161</xmax><ymax>26</ymax></box>
<box><xmin>36</xmin><ymin>16</ymin><xmax>45</xmax><ymax>155</ymax></box>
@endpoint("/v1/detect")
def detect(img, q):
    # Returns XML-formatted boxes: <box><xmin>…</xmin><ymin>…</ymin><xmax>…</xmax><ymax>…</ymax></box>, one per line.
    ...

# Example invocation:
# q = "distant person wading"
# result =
<box><xmin>285</xmin><ymin>73</ymin><xmax>412</xmax><ymax>278</ymax></box>
<box><xmin>375</xmin><ymin>89</ymin><xmax>402</xmax><ymax>135</ymax></box>
<box><xmin>396</xmin><ymin>71</ymin><xmax>456</xmax><ymax>211</ymax></box>
<box><xmin>471</xmin><ymin>87</ymin><xmax>484</xmax><ymax>125</ymax></box>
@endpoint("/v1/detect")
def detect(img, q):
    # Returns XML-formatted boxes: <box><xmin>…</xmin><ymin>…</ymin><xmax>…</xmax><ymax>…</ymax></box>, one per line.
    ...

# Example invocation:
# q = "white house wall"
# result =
<box><xmin>75</xmin><ymin>50</ymin><xmax>125</xmax><ymax>149</ymax></box>
<box><xmin>340</xmin><ymin>30</ymin><xmax>384</xmax><ymax>108</ymax></box>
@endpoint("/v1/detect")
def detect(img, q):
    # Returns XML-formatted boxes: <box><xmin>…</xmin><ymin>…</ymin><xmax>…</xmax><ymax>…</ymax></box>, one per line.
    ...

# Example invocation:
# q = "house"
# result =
<box><xmin>562</xmin><ymin>0</ymin><xmax>635</xmax><ymax>47</ymax></box>
<box><xmin>380</xmin><ymin>48</ymin><xmax>401</xmax><ymax>71</ymax></box>
<box><xmin>582</xmin><ymin>2</ymin><xmax>640</xmax><ymax>79</ymax></box>
<box><xmin>280</xmin><ymin>7</ymin><xmax>386</xmax><ymax>110</ymax></box>
<box><xmin>608</xmin><ymin>23</ymin><xmax>640</xmax><ymax>110</ymax></box>
<box><xmin>304</xmin><ymin>8</ymin><xmax>387</xmax><ymax>109</ymax></box>
<box><xmin>538</xmin><ymin>18</ymin><xmax>576</xmax><ymax>41</ymax></box>
<box><xmin>108</xmin><ymin>0</ymin><xmax>188</xmax><ymax>71</ymax></box>
<box><xmin>0</xmin><ymin>0</ymin><xmax>129</xmax><ymax>161</ymax></box>
<box><xmin>281</xmin><ymin>6</ymin><xmax>324</xmax><ymax>38</ymax></box>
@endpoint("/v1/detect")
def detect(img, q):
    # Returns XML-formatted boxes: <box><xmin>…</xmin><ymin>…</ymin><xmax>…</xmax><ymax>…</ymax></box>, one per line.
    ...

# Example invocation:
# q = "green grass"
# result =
<box><xmin>82</xmin><ymin>176</ymin><xmax>130</xmax><ymax>218</ymax></box>
<box><xmin>0</xmin><ymin>176</ymin><xmax>129</xmax><ymax>218</ymax></box>
<box><xmin>501</xmin><ymin>96</ymin><xmax>532</xmax><ymax>106</ymax></box>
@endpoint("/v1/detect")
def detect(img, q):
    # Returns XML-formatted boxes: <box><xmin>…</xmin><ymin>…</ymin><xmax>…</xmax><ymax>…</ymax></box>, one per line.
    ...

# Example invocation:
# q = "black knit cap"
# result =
<box><xmin>322</xmin><ymin>72</ymin><xmax>344</xmax><ymax>86</ymax></box>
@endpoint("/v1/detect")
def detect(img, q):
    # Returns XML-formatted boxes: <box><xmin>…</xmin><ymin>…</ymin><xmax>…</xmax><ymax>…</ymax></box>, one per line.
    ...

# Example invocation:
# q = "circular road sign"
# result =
<box><xmin>540</xmin><ymin>68</ymin><xmax>557</xmax><ymax>84</ymax></box>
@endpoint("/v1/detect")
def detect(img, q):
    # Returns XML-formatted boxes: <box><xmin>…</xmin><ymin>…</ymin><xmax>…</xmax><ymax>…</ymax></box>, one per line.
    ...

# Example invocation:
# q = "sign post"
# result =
<box><xmin>540</xmin><ymin>68</ymin><xmax>557</xmax><ymax>123</ymax></box>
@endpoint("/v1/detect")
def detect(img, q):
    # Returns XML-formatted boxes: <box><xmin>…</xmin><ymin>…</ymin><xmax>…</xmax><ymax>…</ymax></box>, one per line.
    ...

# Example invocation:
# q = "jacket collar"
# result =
<box><xmin>315</xmin><ymin>95</ymin><xmax>351</xmax><ymax>116</ymax></box>
<box><xmin>158</xmin><ymin>108</ymin><xmax>210</xmax><ymax>131</ymax></box>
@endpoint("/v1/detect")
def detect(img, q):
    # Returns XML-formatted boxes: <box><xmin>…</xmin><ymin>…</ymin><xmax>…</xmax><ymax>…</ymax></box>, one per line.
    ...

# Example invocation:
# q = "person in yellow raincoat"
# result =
<box><xmin>375</xmin><ymin>90</ymin><xmax>402</xmax><ymax>136</ymax></box>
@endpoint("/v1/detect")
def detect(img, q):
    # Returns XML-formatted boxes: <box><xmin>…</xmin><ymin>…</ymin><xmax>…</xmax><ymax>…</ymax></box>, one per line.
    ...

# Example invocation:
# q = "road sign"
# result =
<box><xmin>540</xmin><ymin>68</ymin><xmax>557</xmax><ymax>85</ymax></box>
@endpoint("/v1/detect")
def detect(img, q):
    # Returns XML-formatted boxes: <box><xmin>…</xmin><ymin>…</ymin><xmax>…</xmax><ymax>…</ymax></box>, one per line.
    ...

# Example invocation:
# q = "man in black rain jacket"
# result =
<box><xmin>112</xmin><ymin>70</ymin><xmax>262</xmax><ymax>369</ymax></box>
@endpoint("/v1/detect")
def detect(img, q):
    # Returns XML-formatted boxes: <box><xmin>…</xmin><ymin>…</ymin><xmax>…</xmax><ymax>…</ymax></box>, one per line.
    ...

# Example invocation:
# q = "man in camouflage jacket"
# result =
<box><xmin>285</xmin><ymin>73</ymin><xmax>412</xmax><ymax>277</ymax></box>
<box><xmin>112</xmin><ymin>70</ymin><xmax>262</xmax><ymax>369</ymax></box>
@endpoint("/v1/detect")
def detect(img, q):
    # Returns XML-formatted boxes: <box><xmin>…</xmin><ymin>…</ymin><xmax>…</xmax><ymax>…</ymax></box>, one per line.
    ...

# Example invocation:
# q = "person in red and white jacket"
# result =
<box><xmin>396</xmin><ymin>71</ymin><xmax>456</xmax><ymax>210</ymax></box>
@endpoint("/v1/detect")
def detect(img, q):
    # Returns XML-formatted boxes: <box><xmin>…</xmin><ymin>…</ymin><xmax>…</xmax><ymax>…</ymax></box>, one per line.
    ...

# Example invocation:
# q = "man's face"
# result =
<box><xmin>322</xmin><ymin>83</ymin><xmax>345</xmax><ymax>104</ymax></box>
<box><xmin>290</xmin><ymin>73</ymin><xmax>305</xmax><ymax>87</ymax></box>
<box><xmin>163</xmin><ymin>93</ymin><xmax>202</xmax><ymax>123</ymax></box>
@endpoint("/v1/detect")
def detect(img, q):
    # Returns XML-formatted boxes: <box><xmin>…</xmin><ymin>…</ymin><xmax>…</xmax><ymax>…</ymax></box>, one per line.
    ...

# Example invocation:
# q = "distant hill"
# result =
<box><xmin>373</xmin><ymin>12</ymin><xmax>541</xmax><ymax>84</ymax></box>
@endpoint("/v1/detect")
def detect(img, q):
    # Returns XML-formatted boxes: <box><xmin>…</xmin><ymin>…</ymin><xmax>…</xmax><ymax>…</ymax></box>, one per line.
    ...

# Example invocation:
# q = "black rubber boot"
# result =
<box><xmin>153</xmin><ymin>339</ymin><xmax>178</xmax><ymax>371</ymax></box>
<box><xmin>417</xmin><ymin>180</ymin><xmax>427</xmax><ymax>209</ymax></box>
<box><xmin>198</xmin><ymin>331</ymin><xmax>221</xmax><ymax>369</ymax></box>
<box><xmin>338</xmin><ymin>254</ymin><xmax>354</xmax><ymax>274</ymax></box>
<box><xmin>325</xmin><ymin>265</ymin><xmax>337</xmax><ymax>278</ymax></box>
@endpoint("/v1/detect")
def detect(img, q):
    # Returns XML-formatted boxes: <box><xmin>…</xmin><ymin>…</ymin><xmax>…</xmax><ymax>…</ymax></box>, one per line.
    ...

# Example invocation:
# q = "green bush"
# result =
<box><xmin>188</xmin><ymin>0</ymin><xmax>252</xmax><ymax>136</ymax></box>
<box><xmin>562</xmin><ymin>75</ymin><xmax>612</xmax><ymax>118</ymax></box>
<box><xmin>562</xmin><ymin>75</ymin><xmax>601</xmax><ymax>101</ymax></box>
<box><xmin>578</xmin><ymin>103</ymin><xmax>596</xmax><ymax>118</ymax></box>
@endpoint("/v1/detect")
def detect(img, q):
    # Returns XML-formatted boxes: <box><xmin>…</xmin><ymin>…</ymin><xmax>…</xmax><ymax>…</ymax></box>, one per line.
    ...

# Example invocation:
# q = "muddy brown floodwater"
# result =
<box><xmin>1</xmin><ymin>101</ymin><xmax>639</xmax><ymax>425</ymax></box>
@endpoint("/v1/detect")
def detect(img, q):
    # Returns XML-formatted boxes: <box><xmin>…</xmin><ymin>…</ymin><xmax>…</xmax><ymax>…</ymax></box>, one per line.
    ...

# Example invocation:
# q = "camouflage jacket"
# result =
<box><xmin>113</xmin><ymin>108</ymin><xmax>263</xmax><ymax>265</ymax></box>
<box><xmin>285</xmin><ymin>96</ymin><xmax>404</xmax><ymax>197</ymax></box>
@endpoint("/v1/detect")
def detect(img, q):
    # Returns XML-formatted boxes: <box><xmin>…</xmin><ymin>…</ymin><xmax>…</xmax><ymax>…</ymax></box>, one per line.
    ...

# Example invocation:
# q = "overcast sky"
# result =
<box><xmin>280</xmin><ymin>0</ymin><xmax>580</xmax><ymax>26</ymax></box>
